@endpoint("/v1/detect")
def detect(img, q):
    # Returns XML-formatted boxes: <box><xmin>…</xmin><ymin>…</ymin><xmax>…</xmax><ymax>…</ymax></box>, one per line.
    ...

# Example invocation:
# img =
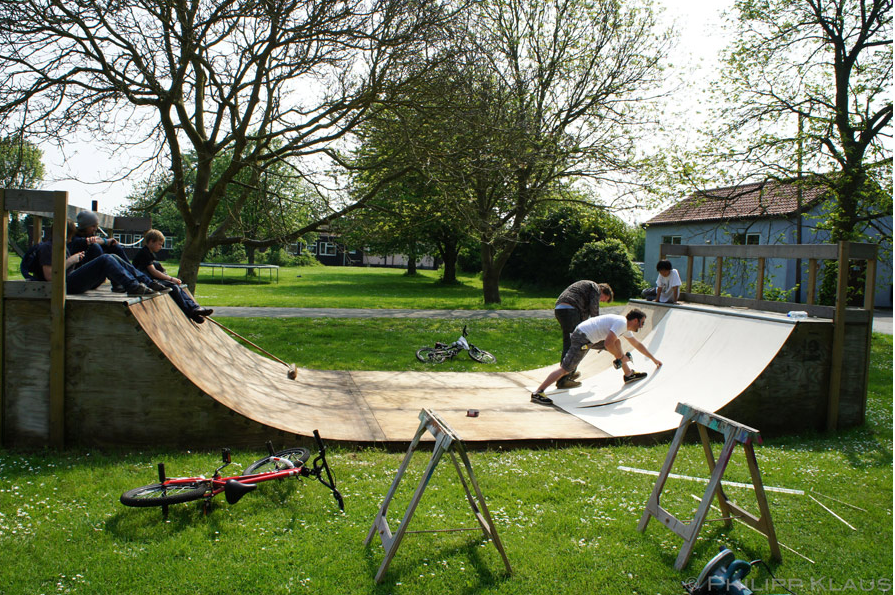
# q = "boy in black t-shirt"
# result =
<box><xmin>134</xmin><ymin>229</ymin><xmax>213</xmax><ymax>323</ymax></box>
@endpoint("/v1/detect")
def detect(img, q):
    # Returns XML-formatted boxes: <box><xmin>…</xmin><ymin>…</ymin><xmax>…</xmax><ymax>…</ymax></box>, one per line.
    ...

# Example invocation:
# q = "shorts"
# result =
<box><xmin>560</xmin><ymin>331</ymin><xmax>605</xmax><ymax>371</ymax></box>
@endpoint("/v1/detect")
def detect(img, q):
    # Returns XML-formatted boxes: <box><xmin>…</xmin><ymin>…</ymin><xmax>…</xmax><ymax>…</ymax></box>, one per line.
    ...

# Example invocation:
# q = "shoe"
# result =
<box><xmin>126</xmin><ymin>283</ymin><xmax>155</xmax><ymax>296</ymax></box>
<box><xmin>569</xmin><ymin>371</ymin><xmax>581</xmax><ymax>381</ymax></box>
<box><xmin>530</xmin><ymin>391</ymin><xmax>553</xmax><ymax>405</ymax></box>
<box><xmin>191</xmin><ymin>307</ymin><xmax>213</xmax><ymax>318</ymax></box>
<box><xmin>556</xmin><ymin>377</ymin><xmax>582</xmax><ymax>389</ymax></box>
<box><xmin>147</xmin><ymin>280</ymin><xmax>168</xmax><ymax>292</ymax></box>
<box><xmin>111</xmin><ymin>285</ymin><xmax>127</xmax><ymax>293</ymax></box>
<box><xmin>623</xmin><ymin>371</ymin><xmax>648</xmax><ymax>384</ymax></box>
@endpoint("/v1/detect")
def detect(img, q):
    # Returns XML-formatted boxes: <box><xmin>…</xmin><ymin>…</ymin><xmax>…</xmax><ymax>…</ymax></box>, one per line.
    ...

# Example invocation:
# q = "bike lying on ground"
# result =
<box><xmin>415</xmin><ymin>325</ymin><xmax>496</xmax><ymax>364</ymax></box>
<box><xmin>120</xmin><ymin>430</ymin><xmax>344</xmax><ymax>515</ymax></box>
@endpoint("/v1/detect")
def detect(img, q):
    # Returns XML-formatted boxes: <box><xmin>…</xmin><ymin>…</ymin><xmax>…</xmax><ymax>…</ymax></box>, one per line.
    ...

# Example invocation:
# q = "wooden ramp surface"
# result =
<box><xmin>128</xmin><ymin>297</ymin><xmax>609</xmax><ymax>442</ymax></box>
<box><xmin>128</xmin><ymin>297</ymin><xmax>801</xmax><ymax>443</ymax></box>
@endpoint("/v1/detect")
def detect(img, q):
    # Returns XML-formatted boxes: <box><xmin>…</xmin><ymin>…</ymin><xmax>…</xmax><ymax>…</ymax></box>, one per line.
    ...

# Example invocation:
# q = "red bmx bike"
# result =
<box><xmin>120</xmin><ymin>430</ymin><xmax>343</xmax><ymax>515</ymax></box>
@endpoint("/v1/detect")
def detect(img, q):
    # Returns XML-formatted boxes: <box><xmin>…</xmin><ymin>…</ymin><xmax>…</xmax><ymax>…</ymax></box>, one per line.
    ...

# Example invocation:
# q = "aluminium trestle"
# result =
<box><xmin>637</xmin><ymin>402</ymin><xmax>781</xmax><ymax>570</ymax></box>
<box><xmin>364</xmin><ymin>408</ymin><xmax>511</xmax><ymax>583</ymax></box>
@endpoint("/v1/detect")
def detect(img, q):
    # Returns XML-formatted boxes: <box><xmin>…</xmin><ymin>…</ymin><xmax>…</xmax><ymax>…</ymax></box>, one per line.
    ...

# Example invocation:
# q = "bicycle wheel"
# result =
<box><xmin>416</xmin><ymin>347</ymin><xmax>447</xmax><ymax>363</ymax></box>
<box><xmin>243</xmin><ymin>447</ymin><xmax>311</xmax><ymax>475</ymax></box>
<box><xmin>468</xmin><ymin>346</ymin><xmax>496</xmax><ymax>364</ymax></box>
<box><xmin>120</xmin><ymin>481</ymin><xmax>207</xmax><ymax>507</ymax></box>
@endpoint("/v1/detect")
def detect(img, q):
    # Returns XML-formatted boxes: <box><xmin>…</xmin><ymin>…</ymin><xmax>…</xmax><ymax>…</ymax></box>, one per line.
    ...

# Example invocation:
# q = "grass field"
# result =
<box><xmin>1</xmin><ymin>256</ymin><xmax>892</xmax><ymax>594</ymax></box>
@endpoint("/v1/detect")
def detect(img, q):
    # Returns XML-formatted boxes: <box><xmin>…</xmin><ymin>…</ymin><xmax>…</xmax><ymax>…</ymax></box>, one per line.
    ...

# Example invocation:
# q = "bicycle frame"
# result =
<box><xmin>122</xmin><ymin>429</ymin><xmax>343</xmax><ymax>517</ymax></box>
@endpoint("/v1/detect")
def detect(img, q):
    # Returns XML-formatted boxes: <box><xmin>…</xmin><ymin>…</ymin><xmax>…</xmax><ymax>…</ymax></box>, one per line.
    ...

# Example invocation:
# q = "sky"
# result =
<box><xmin>35</xmin><ymin>0</ymin><xmax>736</xmax><ymax>216</ymax></box>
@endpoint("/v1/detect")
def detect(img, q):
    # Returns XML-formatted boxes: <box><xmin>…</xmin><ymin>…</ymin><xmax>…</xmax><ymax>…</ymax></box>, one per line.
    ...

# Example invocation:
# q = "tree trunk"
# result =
<box><xmin>178</xmin><ymin>232</ymin><xmax>207</xmax><ymax>294</ymax></box>
<box><xmin>440</xmin><ymin>240</ymin><xmax>459</xmax><ymax>284</ymax></box>
<box><xmin>247</xmin><ymin>245</ymin><xmax>256</xmax><ymax>264</ymax></box>
<box><xmin>480</xmin><ymin>242</ymin><xmax>501</xmax><ymax>304</ymax></box>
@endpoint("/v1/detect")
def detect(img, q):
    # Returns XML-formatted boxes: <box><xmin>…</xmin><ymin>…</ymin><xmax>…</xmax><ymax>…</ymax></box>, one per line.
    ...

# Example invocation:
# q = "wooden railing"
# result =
<box><xmin>660</xmin><ymin>241</ymin><xmax>878</xmax><ymax>432</ymax></box>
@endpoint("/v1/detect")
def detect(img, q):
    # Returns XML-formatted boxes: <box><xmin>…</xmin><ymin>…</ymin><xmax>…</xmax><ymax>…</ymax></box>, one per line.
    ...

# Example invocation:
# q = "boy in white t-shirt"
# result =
<box><xmin>530</xmin><ymin>309</ymin><xmax>662</xmax><ymax>405</ymax></box>
<box><xmin>641</xmin><ymin>259</ymin><xmax>681</xmax><ymax>303</ymax></box>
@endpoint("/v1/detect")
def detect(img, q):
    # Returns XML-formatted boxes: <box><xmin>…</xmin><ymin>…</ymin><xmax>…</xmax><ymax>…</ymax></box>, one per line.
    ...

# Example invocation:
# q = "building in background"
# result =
<box><xmin>642</xmin><ymin>181</ymin><xmax>892</xmax><ymax>308</ymax></box>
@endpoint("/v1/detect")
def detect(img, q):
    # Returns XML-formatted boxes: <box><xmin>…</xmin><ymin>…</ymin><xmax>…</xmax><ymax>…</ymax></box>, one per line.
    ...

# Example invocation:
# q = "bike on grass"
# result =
<box><xmin>120</xmin><ymin>430</ymin><xmax>344</xmax><ymax>514</ymax></box>
<box><xmin>415</xmin><ymin>325</ymin><xmax>496</xmax><ymax>364</ymax></box>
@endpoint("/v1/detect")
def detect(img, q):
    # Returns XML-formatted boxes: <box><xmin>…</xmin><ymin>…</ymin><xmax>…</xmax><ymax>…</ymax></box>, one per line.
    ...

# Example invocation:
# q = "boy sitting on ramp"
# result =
<box><xmin>530</xmin><ymin>309</ymin><xmax>662</xmax><ymax>405</ymax></box>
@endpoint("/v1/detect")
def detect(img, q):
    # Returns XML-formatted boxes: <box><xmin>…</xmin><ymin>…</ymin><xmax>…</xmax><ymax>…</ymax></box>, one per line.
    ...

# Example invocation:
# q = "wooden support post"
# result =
<box><xmin>806</xmin><ymin>258</ymin><xmax>818</xmax><ymax>305</ymax></box>
<box><xmin>365</xmin><ymin>409</ymin><xmax>511</xmax><ymax>583</ymax></box>
<box><xmin>827</xmin><ymin>241</ymin><xmax>849</xmax><ymax>432</ymax></box>
<box><xmin>31</xmin><ymin>215</ymin><xmax>42</xmax><ymax>245</ymax></box>
<box><xmin>714</xmin><ymin>257</ymin><xmax>723</xmax><ymax>297</ymax></box>
<box><xmin>637</xmin><ymin>403</ymin><xmax>780</xmax><ymax>570</ymax></box>
<box><xmin>0</xmin><ymin>191</ymin><xmax>7</xmax><ymax>446</ymax></box>
<box><xmin>755</xmin><ymin>257</ymin><xmax>765</xmax><ymax>301</ymax></box>
<box><xmin>49</xmin><ymin>191</ymin><xmax>68</xmax><ymax>448</ymax></box>
<box><xmin>686</xmin><ymin>254</ymin><xmax>694</xmax><ymax>293</ymax></box>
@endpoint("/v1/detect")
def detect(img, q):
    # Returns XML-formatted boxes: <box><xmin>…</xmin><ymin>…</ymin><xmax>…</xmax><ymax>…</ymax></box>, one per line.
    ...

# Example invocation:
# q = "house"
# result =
<box><xmin>642</xmin><ymin>180</ymin><xmax>892</xmax><ymax>308</ymax></box>
<box><xmin>297</xmin><ymin>232</ymin><xmax>436</xmax><ymax>269</ymax></box>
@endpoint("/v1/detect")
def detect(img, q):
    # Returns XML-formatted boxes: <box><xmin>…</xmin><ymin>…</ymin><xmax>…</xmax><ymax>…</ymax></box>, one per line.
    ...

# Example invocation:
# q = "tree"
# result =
<box><xmin>0</xmin><ymin>135</ymin><xmax>44</xmax><ymax>189</ymax></box>
<box><xmin>503</xmin><ymin>201</ymin><xmax>642</xmax><ymax>288</ymax></box>
<box><xmin>1</xmin><ymin>134</ymin><xmax>45</xmax><ymax>254</ymax></box>
<box><xmin>354</xmin><ymin>0</ymin><xmax>668</xmax><ymax>303</ymax></box>
<box><xmin>0</xmin><ymin>0</ymin><xmax>448</xmax><ymax>290</ymax></box>
<box><xmin>690</xmin><ymin>0</ymin><xmax>892</xmax><ymax>242</ymax></box>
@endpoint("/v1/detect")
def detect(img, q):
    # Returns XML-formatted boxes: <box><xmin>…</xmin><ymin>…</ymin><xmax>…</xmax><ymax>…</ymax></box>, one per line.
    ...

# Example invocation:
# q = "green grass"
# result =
<box><xmin>0</xmin><ymin>335</ymin><xmax>891</xmax><ymax>594</ymax></box>
<box><xmin>3</xmin><ymin>254</ymin><xmax>891</xmax><ymax>593</ymax></box>
<box><xmin>190</xmin><ymin>264</ymin><xmax>563</xmax><ymax>309</ymax></box>
<box><xmin>212</xmin><ymin>317</ymin><xmax>557</xmax><ymax>372</ymax></box>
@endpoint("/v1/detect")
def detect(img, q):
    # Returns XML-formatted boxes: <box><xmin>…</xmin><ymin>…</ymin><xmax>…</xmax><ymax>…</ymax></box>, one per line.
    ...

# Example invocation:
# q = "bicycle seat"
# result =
<box><xmin>224</xmin><ymin>479</ymin><xmax>258</xmax><ymax>505</ymax></box>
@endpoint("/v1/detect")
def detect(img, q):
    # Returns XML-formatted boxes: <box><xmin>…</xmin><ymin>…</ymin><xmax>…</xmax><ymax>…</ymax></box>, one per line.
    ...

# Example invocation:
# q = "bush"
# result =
<box><xmin>568</xmin><ymin>239</ymin><xmax>645</xmax><ymax>300</ymax></box>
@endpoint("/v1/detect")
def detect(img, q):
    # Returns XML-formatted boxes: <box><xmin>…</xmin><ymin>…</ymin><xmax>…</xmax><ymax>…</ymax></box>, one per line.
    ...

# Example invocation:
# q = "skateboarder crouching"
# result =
<box><xmin>530</xmin><ymin>309</ymin><xmax>662</xmax><ymax>405</ymax></box>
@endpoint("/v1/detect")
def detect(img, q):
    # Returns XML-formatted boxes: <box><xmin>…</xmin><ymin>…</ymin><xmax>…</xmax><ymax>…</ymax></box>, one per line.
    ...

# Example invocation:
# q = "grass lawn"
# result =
<box><xmin>2</xmin><ymin>255</ymin><xmax>891</xmax><ymax>593</ymax></box>
<box><xmin>190</xmin><ymin>264</ymin><xmax>565</xmax><ymax>309</ymax></box>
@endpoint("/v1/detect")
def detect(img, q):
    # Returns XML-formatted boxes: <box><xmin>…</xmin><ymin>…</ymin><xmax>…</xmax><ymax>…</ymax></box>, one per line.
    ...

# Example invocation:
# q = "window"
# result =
<box><xmin>307</xmin><ymin>243</ymin><xmax>317</xmax><ymax>255</ymax></box>
<box><xmin>733</xmin><ymin>232</ymin><xmax>761</xmax><ymax>245</ymax></box>
<box><xmin>164</xmin><ymin>237</ymin><xmax>174</xmax><ymax>249</ymax></box>
<box><xmin>661</xmin><ymin>235</ymin><xmax>682</xmax><ymax>245</ymax></box>
<box><xmin>320</xmin><ymin>242</ymin><xmax>337</xmax><ymax>256</ymax></box>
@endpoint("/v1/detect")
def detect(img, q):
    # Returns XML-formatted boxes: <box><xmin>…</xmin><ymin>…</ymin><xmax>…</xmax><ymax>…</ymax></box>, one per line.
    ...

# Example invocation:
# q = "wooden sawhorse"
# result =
<box><xmin>637</xmin><ymin>402</ymin><xmax>782</xmax><ymax>570</ymax></box>
<box><xmin>364</xmin><ymin>409</ymin><xmax>511</xmax><ymax>583</ymax></box>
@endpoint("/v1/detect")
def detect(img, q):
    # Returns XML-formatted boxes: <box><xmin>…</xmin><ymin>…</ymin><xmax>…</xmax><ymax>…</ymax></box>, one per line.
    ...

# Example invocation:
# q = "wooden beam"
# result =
<box><xmin>661</xmin><ymin>242</ymin><xmax>877</xmax><ymax>261</ymax></box>
<box><xmin>0</xmin><ymin>194</ymin><xmax>7</xmax><ymax>446</ymax></box>
<box><xmin>686</xmin><ymin>255</ymin><xmax>694</xmax><ymax>293</ymax></box>
<box><xmin>827</xmin><ymin>241</ymin><xmax>849</xmax><ymax>432</ymax></box>
<box><xmin>31</xmin><ymin>216</ymin><xmax>42</xmax><ymax>245</ymax></box>
<box><xmin>49</xmin><ymin>191</ymin><xmax>68</xmax><ymax>447</ymax></box>
<box><xmin>714</xmin><ymin>257</ymin><xmax>723</xmax><ymax>297</ymax></box>
<box><xmin>806</xmin><ymin>258</ymin><xmax>817</xmax><ymax>305</ymax></box>
<box><xmin>756</xmin><ymin>257</ymin><xmax>765</xmax><ymax>300</ymax></box>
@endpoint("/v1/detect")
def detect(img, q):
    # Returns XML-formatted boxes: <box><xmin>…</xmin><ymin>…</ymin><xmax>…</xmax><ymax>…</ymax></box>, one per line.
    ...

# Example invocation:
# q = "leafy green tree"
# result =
<box><xmin>503</xmin><ymin>202</ymin><xmax>641</xmax><ymax>288</ymax></box>
<box><xmin>352</xmin><ymin>0</ymin><xmax>668</xmax><ymax>303</ymax></box>
<box><xmin>677</xmin><ymin>0</ymin><xmax>892</xmax><ymax>243</ymax></box>
<box><xmin>568</xmin><ymin>239</ymin><xmax>645</xmax><ymax>300</ymax></box>
<box><xmin>125</xmin><ymin>148</ymin><xmax>318</xmax><ymax>265</ymax></box>
<box><xmin>0</xmin><ymin>0</ymin><xmax>448</xmax><ymax>290</ymax></box>
<box><xmin>1</xmin><ymin>134</ymin><xmax>45</xmax><ymax>254</ymax></box>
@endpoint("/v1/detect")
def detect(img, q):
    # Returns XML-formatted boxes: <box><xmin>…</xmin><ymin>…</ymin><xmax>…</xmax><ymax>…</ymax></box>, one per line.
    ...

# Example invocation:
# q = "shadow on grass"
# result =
<box><xmin>365</xmin><ymin>535</ymin><xmax>511</xmax><ymax>593</ymax></box>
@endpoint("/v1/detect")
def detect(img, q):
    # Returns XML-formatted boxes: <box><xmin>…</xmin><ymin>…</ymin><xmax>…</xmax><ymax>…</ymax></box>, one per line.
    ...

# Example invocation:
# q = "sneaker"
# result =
<box><xmin>147</xmin><ymin>280</ymin><xmax>168</xmax><ymax>292</ymax></box>
<box><xmin>569</xmin><ymin>371</ymin><xmax>581</xmax><ymax>381</ymax></box>
<box><xmin>623</xmin><ymin>371</ymin><xmax>648</xmax><ymax>384</ymax></box>
<box><xmin>111</xmin><ymin>285</ymin><xmax>127</xmax><ymax>293</ymax></box>
<box><xmin>126</xmin><ymin>283</ymin><xmax>155</xmax><ymax>296</ymax></box>
<box><xmin>530</xmin><ymin>391</ymin><xmax>553</xmax><ymax>405</ymax></box>
<box><xmin>556</xmin><ymin>377</ymin><xmax>582</xmax><ymax>389</ymax></box>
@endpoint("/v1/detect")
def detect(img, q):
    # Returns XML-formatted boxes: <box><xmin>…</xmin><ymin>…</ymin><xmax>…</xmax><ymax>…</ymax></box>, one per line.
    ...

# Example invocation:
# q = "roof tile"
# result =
<box><xmin>646</xmin><ymin>181</ymin><xmax>827</xmax><ymax>225</ymax></box>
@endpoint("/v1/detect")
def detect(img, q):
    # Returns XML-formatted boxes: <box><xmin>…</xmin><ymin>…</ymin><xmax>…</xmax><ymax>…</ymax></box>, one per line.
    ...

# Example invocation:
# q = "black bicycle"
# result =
<box><xmin>415</xmin><ymin>325</ymin><xmax>496</xmax><ymax>364</ymax></box>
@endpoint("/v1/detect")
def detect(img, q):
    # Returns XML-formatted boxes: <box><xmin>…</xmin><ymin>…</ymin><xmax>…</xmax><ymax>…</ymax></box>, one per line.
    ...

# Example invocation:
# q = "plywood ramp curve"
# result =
<box><xmin>128</xmin><ymin>297</ymin><xmax>609</xmax><ymax>442</ymax></box>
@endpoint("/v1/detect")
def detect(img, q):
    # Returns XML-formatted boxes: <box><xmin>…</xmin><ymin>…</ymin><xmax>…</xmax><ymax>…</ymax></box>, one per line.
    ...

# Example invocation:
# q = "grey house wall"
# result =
<box><xmin>643</xmin><ymin>205</ymin><xmax>893</xmax><ymax>308</ymax></box>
